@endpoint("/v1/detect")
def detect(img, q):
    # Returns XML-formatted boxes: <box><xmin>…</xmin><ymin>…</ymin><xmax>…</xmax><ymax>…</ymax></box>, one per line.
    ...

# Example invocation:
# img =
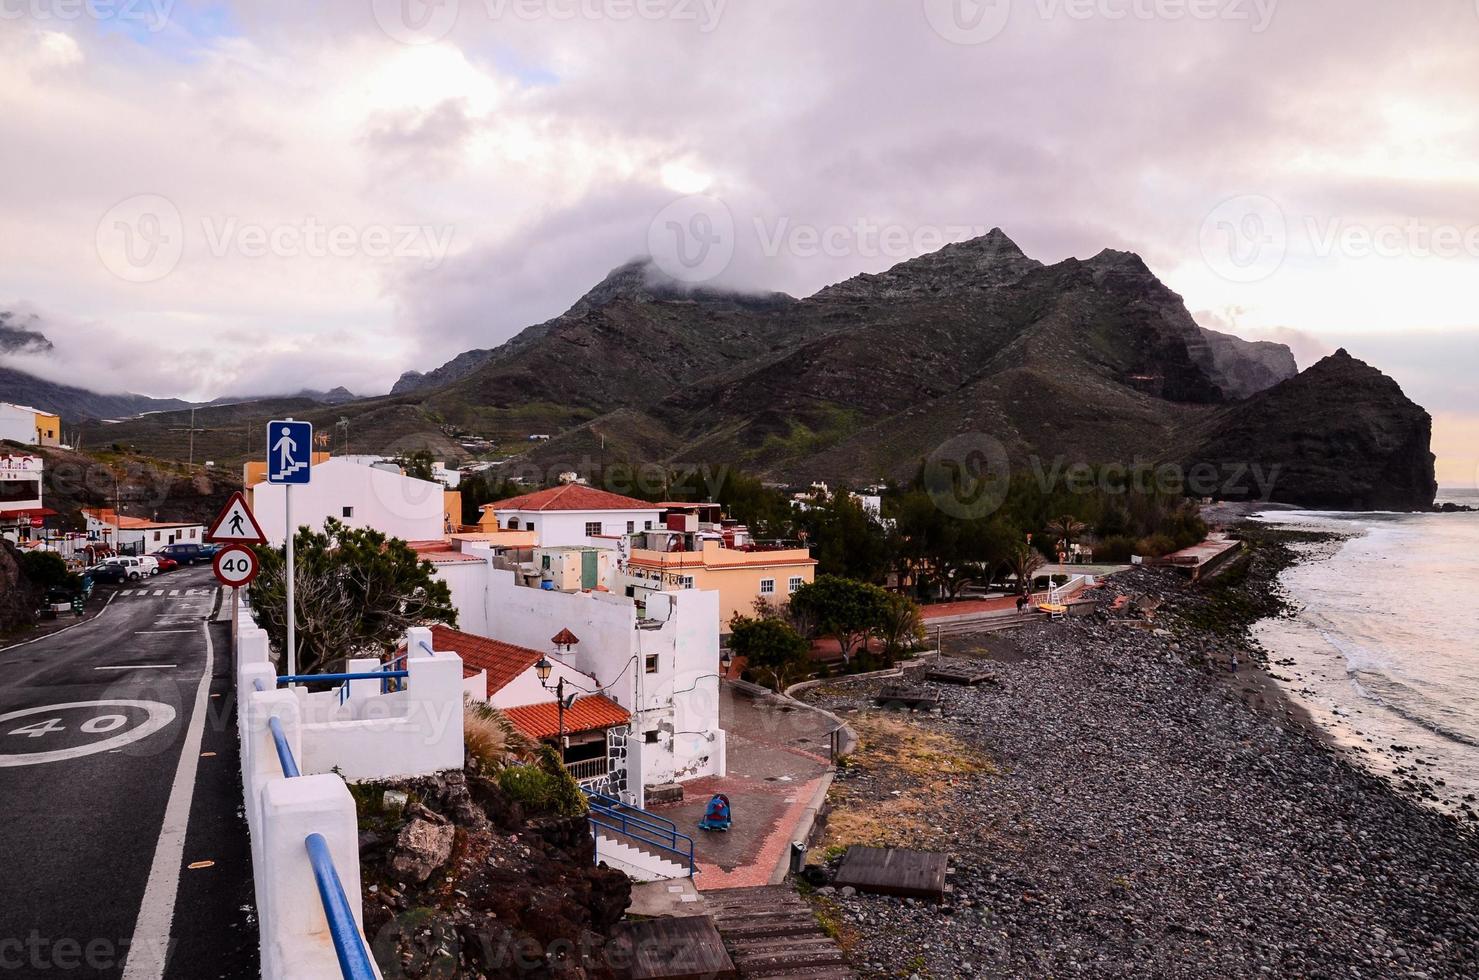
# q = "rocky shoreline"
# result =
<box><xmin>797</xmin><ymin>534</ymin><xmax>1479</xmax><ymax>978</ymax></box>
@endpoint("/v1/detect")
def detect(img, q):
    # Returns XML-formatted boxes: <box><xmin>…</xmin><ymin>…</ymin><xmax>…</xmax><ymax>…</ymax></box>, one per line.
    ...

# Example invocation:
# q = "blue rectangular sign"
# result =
<box><xmin>266</xmin><ymin>420</ymin><xmax>313</xmax><ymax>484</ymax></box>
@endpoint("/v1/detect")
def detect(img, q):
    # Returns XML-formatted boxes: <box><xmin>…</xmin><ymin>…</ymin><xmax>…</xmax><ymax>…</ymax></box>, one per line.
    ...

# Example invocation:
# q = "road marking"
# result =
<box><xmin>0</xmin><ymin>701</ymin><xmax>177</xmax><ymax>767</ymax></box>
<box><xmin>95</xmin><ymin>664</ymin><xmax>178</xmax><ymax>670</ymax></box>
<box><xmin>121</xmin><ymin>620</ymin><xmax>213</xmax><ymax>980</ymax></box>
<box><xmin>168</xmin><ymin>590</ymin><xmax>180</xmax><ymax>597</ymax></box>
<box><xmin>152</xmin><ymin>590</ymin><xmax>165</xmax><ymax>596</ymax></box>
<box><xmin>135</xmin><ymin>630</ymin><xmax>194</xmax><ymax>635</ymax></box>
<box><xmin>186</xmin><ymin>860</ymin><xmax>214</xmax><ymax>870</ymax></box>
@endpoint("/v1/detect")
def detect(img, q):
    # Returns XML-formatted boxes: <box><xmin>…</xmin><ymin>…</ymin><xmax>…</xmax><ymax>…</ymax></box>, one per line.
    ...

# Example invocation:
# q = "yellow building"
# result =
<box><xmin>0</xmin><ymin>403</ymin><xmax>61</xmax><ymax>447</ymax></box>
<box><xmin>33</xmin><ymin>410</ymin><xmax>60</xmax><ymax>447</ymax></box>
<box><xmin>622</xmin><ymin>539</ymin><xmax>818</xmax><ymax>630</ymax></box>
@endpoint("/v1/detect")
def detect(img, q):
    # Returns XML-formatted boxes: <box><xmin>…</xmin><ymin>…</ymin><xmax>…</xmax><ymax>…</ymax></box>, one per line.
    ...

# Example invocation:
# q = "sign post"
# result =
<box><xmin>266</xmin><ymin>420</ymin><xmax>313</xmax><ymax>678</ymax></box>
<box><xmin>206</xmin><ymin>492</ymin><xmax>267</xmax><ymax>664</ymax></box>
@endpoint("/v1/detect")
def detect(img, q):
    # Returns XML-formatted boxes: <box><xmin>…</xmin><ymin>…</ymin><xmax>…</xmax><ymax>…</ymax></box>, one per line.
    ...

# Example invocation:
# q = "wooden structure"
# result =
<box><xmin>924</xmin><ymin>658</ymin><xmax>996</xmax><ymax>685</ymax></box>
<box><xmin>833</xmin><ymin>845</ymin><xmax>948</xmax><ymax>901</ymax></box>
<box><xmin>609</xmin><ymin>916</ymin><xmax>737</xmax><ymax>980</ymax></box>
<box><xmin>704</xmin><ymin>886</ymin><xmax>854</xmax><ymax>978</ymax></box>
<box><xmin>874</xmin><ymin>685</ymin><xmax>941</xmax><ymax>711</ymax></box>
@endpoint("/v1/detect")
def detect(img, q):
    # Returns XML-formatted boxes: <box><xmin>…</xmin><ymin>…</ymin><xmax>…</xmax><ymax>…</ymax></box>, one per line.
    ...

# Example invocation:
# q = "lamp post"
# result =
<box><xmin>537</xmin><ymin>628</ymin><xmax>582</xmax><ymax>758</ymax></box>
<box><xmin>719</xmin><ymin>646</ymin><xmax>734</xmax><ymax>678</ymax></box>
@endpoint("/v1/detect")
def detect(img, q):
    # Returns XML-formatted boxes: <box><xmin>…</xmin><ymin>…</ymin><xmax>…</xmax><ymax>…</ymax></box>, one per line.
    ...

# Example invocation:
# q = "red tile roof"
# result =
<box><xmin>502</xmin><ymin>695</ymin><xmax>630</xmax><ymax>740</ymax></box>
<box><xmin>483</xmin><ymin>484</ymin><xmax>659</xmax><ymax>513</ymax></box>
<box><xmin>428</xmin><ymin>626</ymin><xmax>543</xmax><ymax>698</ymax></box>
<box><xmin>550</xmin><ymin>628</ymin><xmax>581</xmax><ymax>647</ymax></box>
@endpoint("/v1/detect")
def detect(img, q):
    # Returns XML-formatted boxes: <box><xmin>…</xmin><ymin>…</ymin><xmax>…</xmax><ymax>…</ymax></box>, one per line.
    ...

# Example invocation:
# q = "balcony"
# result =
<box><xmin>565</xmin><ymin>756</ymin><xmax>610</xmax><ymax>785</ymax></box>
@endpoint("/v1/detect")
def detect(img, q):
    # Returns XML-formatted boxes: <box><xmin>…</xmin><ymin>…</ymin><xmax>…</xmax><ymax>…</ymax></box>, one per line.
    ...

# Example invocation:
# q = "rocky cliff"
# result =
<box><xmin>1189</xmin><ymin>350</ymin><xmax>1437</xmax><ymax>510</ymax></box>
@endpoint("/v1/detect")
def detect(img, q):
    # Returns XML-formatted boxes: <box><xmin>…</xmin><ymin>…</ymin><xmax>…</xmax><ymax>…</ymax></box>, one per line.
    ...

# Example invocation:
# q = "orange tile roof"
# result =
<box><xmin>484</xmin><ymin>484</ymin><xmax>659</xmax><ymax>513</ymax></box>
<box><xmin>82</xmin><ymin>508</ymin><xmax>200</xmax><ymax>530</ymax></box>
<box><xmin>428</xmin><ymin>626</ymin><xmax>543</xmax><ymax>698</ymax></box>
<box><xmin>502</xmin><ymin>695</ymin><xmax>630</xmax><ymax>740</ymax></box>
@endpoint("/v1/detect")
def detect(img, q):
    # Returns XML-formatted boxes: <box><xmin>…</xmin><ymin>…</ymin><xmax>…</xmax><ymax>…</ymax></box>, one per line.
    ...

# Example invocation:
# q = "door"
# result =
<box><xmin>581</xmin><ymin>550</ymin><xmax>598</xmax><ymax>590</ymax></box>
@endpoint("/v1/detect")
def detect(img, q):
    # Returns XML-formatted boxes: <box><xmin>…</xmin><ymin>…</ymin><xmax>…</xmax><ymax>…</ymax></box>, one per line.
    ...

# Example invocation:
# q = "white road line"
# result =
<box><xmin>0</xmin><ymin>590</ymin><xmax>117</xmax><ymax>654</ymax></box>
<box><xmin>95</xmin><ymin>664</ymin><xmax>178</xmax><ymax>670</ymax></box>
<box><xmin>168</xmin><ymin>590</ymin><xmax>180</xmax><ymax>597</ymax></box>
<box><xmin>135</xmin><ymin>630</ymin><xmax>195</xmax><ymax>635</ymax></box>
<box><xmin>152</xmin><ymin>590</ymin><xmax>165</xmax><ymax>597</ymax></box>
<box><xmin>120</xmin><ymin>620</ymin><xmax>213</xmax><ymax>980</ymax></box>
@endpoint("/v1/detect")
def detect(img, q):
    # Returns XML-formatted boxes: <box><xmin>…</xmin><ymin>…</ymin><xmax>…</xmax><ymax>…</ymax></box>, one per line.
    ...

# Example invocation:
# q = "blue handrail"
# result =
<box><xmin>267</xmin><ymin>716</ymin><xmax>300</xmax><ymax>778</ymax></box>
<box><xmin>583</xmin><ymin>789</ymin><xmax>678</xmax><ymax>833</ymax></box>
<box><xmin>305</xmin><ymin>833</ymin><xmax>378</xmax><ymax>980</ymax></box>
<box><xmin>277</xmin><ymin>671</ymin><xmax>409</xmax><ymax>685</ymax></box>
<box><xmin>585</xmin><ymin>796</ymin><xmax>695</xmax><ymax>877</ymax></box>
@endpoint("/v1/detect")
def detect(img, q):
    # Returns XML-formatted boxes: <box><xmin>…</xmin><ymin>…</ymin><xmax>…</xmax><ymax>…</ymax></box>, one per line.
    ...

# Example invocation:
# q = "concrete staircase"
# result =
<box><xmin>593</xmin><ymin>831</ymin><xmax>691</xmax><ymax>882</ymax></box>
<box><xmin>704</xmin><ymin>886</ymin><xmax>854</xmax><ymax>978</ymax></box>
<box><xmin>928</xmin><ymin>609</ymin><xmax>1046</xmax><ymax>638</ymax></box>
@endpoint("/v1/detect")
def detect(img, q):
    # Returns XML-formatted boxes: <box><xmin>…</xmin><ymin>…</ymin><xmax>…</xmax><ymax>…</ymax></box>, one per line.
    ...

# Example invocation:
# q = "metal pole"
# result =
<box><xmin>286</xmin><ymin>484</ymin><xmax>296</xmax><ymax>679</ymax></box>
<box><xmin>231</xmin><ymin>586</ymin><xmax>239</xmax><ymax>663</ymax></box>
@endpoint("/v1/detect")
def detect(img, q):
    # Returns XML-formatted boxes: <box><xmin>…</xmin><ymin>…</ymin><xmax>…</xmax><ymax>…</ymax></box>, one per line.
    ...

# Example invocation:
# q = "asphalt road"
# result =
<box><xmin>0</xmin><ymin>566</ymin><xmax>258</xmax><ymax>979</ymax></box>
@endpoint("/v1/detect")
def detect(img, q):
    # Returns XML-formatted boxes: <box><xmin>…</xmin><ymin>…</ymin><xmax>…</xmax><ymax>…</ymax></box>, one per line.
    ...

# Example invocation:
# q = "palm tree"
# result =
<box><xmin>1003</xmin><ymin>542</ymin><xmax>1046</xmax><ymax>597</ymax></box>
<box><xmin>1047</xmin><ymin>515</ymin><xmax>1088</xmax><ymax>550</ymax></box>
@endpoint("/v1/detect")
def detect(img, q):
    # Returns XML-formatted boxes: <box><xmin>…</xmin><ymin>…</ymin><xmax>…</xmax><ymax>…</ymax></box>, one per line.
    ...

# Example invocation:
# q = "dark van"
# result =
<box><xmin>156</xmin><ymin>543</ymin><xmax>206</xmax><ymax>565</ymax></box>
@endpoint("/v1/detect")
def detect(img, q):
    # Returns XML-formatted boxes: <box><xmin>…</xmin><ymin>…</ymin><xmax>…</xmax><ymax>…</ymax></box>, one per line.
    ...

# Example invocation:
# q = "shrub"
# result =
<box><xmin>495</xmin><ymin>746</ymin><xmax>587</xmax><ymax>817</ymax></box>
<box><xmin>1135</xmin><ymin>534</ymin><xmax>1178</xmax><ymax>558</ymax></box>
<box><xmin>464</xmin><ymin>699</ymin><xmax>532</xmax><ymax>773</ymax></box>
<box><xmin>1095</xmin><ymin>535</ymin><xmax>1138</xmax><ymax>563</ymax></box>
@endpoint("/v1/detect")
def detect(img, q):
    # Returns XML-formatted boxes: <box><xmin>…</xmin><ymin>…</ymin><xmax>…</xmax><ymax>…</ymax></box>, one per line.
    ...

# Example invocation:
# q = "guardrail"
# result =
<box><xmin>583</xmin><ymin>789</ymin><xmax>695</xmax><ymax>877</ymax></box>
<box><xmin>264</xmin><ymin>701</ymin><xmax>376</xmax><ymax>978</ymax></box>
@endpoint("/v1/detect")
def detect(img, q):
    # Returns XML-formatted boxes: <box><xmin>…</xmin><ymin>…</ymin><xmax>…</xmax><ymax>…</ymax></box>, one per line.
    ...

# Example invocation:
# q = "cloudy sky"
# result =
<box><xmin>0</xmin><ymin>0</ymin><xmax>1475</xmax><ymax>485</ymax></box>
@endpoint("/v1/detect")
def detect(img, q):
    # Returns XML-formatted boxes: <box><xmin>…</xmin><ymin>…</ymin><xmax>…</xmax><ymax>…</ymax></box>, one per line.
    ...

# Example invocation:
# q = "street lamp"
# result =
<box><xmin>720</xmin><ymin>647</ymin><xmax>734</xmax><ymax>674</ymax></box>
<box><xmin>539</xmin><ymin>630</ymin><xmax>581</xmax><ymax>755</ymax></box>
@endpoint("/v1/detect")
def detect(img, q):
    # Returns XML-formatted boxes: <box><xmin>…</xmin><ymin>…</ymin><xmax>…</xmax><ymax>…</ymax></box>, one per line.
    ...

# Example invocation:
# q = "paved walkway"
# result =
<box><xmin>650</xmin><ymin>681</ymin><xmax>834</xmax><ymax>890</ymax></box>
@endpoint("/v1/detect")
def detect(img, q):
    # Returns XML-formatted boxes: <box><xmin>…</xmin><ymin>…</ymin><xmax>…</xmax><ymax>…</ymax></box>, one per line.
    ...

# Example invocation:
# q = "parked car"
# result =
<box><xmin>149</xmin><ymin>553</ymin><xmax>180</xmax><ymax>572</ymax></box>
<box><xmin>198</xmin><ymin>543</ymin><xmax>224</xmax><ymax>561</ymax></box>
<box><xmin>134</xmin><ymin>556</ymin><xmax>161</xmax><ymax>576</ymax></box>
<box><xmin>101</xmin><ymin>556</ymin><xmax>148</xmax><ymax>581</ymax></box>
<box><xmin>87</xmin><ymin>562</ymin><xmax>129</xmax><ymax>584</ymax></box>
<box><xmin>156</xmin><ymin>542</ymin><xmax>206</xmax><ymax>565</ymax></box>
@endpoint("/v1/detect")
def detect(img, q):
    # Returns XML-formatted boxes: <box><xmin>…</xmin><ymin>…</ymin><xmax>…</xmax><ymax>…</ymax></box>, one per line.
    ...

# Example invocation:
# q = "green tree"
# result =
<box><xmin>876</xmin><ymin>592</ymin><xmax>925</xmax><ymax>658</ymax></box>
<box><xmin>20</xmin><ymin>551</ymin><xmax>77</xmax><ymax>592</ymax></box>
<box><xmin>795</xmin><ymin>491</ymin><xmax>891</xmax><ymax>582</ymax></box>
<box><xmin>1003</xmin><ymin>541</ymin><xmax>1046</xmax><ymax>597</ymax></box>
<box><xmin>789</xmin><ymin>575</ymin><xmax>890</xmax><ymax>664</ymax></box>
<box><xmin>730</xmin><ymin>616</ymin><xmax>811</xmax><ymax>692</ymax></box>
<box><xmin>459</xmin><ymin>472</ymin><xmax>528</xmax><ymax>525</ymax></box>
<box><xmin>248</xmin><ymin>519</ymin><xmax>457</xmax><ymax>674</ymax></box>
<box><xmin>394</xmin><ymin>449</ymin><xmax>438</xmax><ymax>482</ymax></box>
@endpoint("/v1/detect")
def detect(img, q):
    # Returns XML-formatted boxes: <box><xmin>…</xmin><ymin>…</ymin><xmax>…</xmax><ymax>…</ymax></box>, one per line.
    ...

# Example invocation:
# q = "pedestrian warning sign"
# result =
<box><xmin>206</xmin><ymin>491</ymin><xmax>267</xmax><ymax>544</ymax></box>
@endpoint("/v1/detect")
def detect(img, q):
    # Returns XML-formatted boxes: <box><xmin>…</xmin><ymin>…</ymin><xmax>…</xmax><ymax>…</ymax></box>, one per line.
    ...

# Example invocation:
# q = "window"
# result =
<box><xmin>585</xmin><ymin>521</ymin><xmax>602</xmax><ymax>536</ymax></box>
<box><xmin>626</xmin><ymin>521</ymin><xmax>635</xmax><ymax>533</ymax></box>
<box><xmin>153</xmin><ymin>531</ymin><xmax>161</xmax><ymax>542</ymax></box>
<box><xmin>645</xmin><ymin>654</ymin><xmax>659</xmax><ymax>674</ymax></box>
<box><xmin>680</xmin><ymin>576</ymin><xmax>694</xmax><ymax>589</ymax></box>
<box><xmin>342</xmin><ymin>506</ymin><xmax>354</xmax><ymax>518</ymax></box>
<box><xmin>644</xmin><ymin>730</ymin><xmax>659</xmax><ymax>744</ymax></box>
<box><xmin>507</xmin><ymin>517</ymin><xmax>520</xmax><ymax>530</ymax></box>
<box><xmin>644</xmin><ymin>520</ymin><xmax>654</xmax><ymax>530</ymax></box>
<box><xmin>760</xmin><ymin>578</ymin><xmax>775</xmax><ymax>595</ymax></box>
<box><xmin>789</xmin><ymin>576</ymin><xmax>803</xmax><ymax>593</ymax></box>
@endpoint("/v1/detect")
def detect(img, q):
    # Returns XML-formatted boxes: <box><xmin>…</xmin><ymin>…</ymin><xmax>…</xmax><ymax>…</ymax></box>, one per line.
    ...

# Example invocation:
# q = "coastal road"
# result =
<box><xmin>0</xmin><ymin>567</ymin><xmax>256</xmax><ymax>979</ymax></box>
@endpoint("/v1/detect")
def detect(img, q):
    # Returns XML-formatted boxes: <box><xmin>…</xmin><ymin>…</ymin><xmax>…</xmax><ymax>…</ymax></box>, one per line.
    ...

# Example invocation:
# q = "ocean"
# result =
<box><xmin>1252</xmin><ymin>488</ymin><xmax>1479</xmax><ymax>817</ymax></box>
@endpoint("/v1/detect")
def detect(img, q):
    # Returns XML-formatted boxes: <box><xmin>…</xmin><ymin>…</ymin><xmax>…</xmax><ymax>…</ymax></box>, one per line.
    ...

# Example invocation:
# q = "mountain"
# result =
<box><xmin>1188</xmin><ymin>349</ymin><xmax>1437</xmax><ymax>510</ymax></box>
<box><xmin>95</xmin><ymin>232</ymin><xmax>1438</xmax><ymax>509</ymax></box>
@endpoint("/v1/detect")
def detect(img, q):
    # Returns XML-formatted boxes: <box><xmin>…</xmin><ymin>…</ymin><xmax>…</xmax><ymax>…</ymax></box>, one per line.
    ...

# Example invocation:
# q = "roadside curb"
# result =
<box><xmin>0</xmin><ymin>589</ymin><xmax>117</xmax><ymax>653</ymax></box>
<box><xmin>769</xmin><ymin>768</ymin><xmax>835</xmax><ymax>885</ymax></box>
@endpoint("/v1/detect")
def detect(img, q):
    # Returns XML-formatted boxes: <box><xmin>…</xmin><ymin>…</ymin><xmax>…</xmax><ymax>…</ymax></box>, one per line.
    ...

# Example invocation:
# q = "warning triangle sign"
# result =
<box><xmin>206</xmin><ymin>491</ymin><xmax>267</xmax><ymax>544</ymax></box>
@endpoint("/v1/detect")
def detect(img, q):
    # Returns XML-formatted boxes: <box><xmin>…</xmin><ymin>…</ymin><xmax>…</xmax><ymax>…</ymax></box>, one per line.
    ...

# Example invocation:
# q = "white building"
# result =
<box><xmin>0</xmin><ymin>452</ymin><xmax>50</xmax><ymax>543</ymax></box>
<box><xmin>422</xmin><ymin>540</ymin><xmax>724</xmax><ymax>803</ymax></box>
<box><xmin>0</xmin><ymin>402</ymin><xmax>61</xmax><ymax>447</ymax></box>
<box><xmin>248</xmin><ymin>456</ymin><xmax>448</xmax><ymax>546</ymax></box>
<box><xmin>482</xmin><ymin>484</ymin><xmax>662</xmax><ymax>550</ymax></box>
<box><xmin>81</xmin><ymin>508</ymin><xmax>206</xmax><ymax>556</ymax></box>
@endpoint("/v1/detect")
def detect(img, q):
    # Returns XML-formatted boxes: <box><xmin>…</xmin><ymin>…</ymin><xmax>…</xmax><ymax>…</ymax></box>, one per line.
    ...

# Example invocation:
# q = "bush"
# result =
<box><xmin>1135</xmin><ymin>534</ymin><xmax>1178</xmax><ymax>558</ymax></box>
<box><xmin>20</xmin><ymin>551</ymin><xmax>76</xmax><ymax>592</ymax></box>
<box><xmin>464</xmin><ymin>699</ymin><xmax>532</xmax><ymax>773</ymax></box>
<box><xmin>495</xmin><ymin>745</ymin><xmax>588</xmax><ymax>817</ymax></box>
<box><xmin>1095</xmin><ymin>535</ymin><xmax>1138</xmax><ymax>563</ymax></box>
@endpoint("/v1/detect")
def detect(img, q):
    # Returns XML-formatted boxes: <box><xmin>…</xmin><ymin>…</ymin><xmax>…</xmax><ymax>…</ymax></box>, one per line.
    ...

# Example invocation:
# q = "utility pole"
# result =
<box><xmin>171</xmin><ymin>408</ymin><xmax>207</xmax><ymax>470</ymax></box>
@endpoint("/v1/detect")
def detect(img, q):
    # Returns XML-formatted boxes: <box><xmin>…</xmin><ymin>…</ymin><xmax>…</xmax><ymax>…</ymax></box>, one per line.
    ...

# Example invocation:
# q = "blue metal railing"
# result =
<box><xmin>250</xmin><ymin>675</ymin><xmax>377</xmax><ymax>978</ymax></box>
<box><xmin>278</xmin><ymin>671</ymin><xmax>409</xmax><ymax>685</ymax></box>
<box><xmin>582</xmin><ymin>789</ymin><xmax>695</xmax><ymax>877</ymax></box>
<box><xmin>305</xmin><ymin>833</ymin><xmax>378</xmax><ymax>980</ymax></box>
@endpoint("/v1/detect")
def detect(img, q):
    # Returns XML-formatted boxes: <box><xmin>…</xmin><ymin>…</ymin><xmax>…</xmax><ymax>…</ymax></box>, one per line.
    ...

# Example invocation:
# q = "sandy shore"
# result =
<box><xmin>797</xmin><ymin>544</ymin><xmax>1479</xmax><ymax>979</ymax></box>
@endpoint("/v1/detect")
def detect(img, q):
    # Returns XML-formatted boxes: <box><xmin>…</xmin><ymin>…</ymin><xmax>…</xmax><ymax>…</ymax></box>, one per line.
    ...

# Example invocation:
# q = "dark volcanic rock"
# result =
<box><xmin>0</xmin><ymin>540</ymin><xmax>39</xmax><ymax>634</ymax></box>
<box><xmin>1190</xmin><ymin>349</ymin><xmax>1437</xmax><ymax>510</ymax></box>
<box><xmin>1193</xmin><ymin>324</ymin><xmax>1299</xmax><ymax>399</ymax></box>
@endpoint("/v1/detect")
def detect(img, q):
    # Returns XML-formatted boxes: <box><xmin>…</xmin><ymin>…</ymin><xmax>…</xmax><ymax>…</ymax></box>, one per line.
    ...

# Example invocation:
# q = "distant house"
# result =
<box><xmin>622</xmin><ymin>537</ymin><xmax>817</xmax><ymax>631</ymax></box>
<box><xmin>0</xmin><ymin>453</ymin><xmax>53</xmax><ymax>544</ymax></box>
<box><xmin>246</xmin><ymin>455</ymin><xmax>456</xmax><ymax>546</ymax></box>
<box><xmin>0</xmin><ymin>402</ymin><xmax>61</xmax><ymax>447</ymax></box>
<box><xmin>81</xmin><ymin>507</ymin><xmax>205</xmax><ymax>556</ymax></box>
<box><xmin>479</xmin><ymin>484</ymin><xmax>663</xmax><ymax>550</ymax></box>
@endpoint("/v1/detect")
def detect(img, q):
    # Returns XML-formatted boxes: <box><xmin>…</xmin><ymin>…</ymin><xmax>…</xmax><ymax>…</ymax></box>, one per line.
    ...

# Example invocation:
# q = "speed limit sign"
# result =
<box><xmin>213</xmin><ymin>544</ymin><xmax>259</xmax><ymax>587</ymax></box>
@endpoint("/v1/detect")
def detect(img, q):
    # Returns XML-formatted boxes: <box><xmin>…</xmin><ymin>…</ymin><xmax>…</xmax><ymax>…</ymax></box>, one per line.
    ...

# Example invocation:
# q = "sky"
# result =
<box><xmin>0</xmin><ymin>0</ymin><xmax>1475</xmax><ymax>486</ymax></box>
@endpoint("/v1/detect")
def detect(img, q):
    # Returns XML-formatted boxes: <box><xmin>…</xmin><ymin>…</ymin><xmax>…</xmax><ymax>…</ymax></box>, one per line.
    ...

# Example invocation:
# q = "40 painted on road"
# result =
<box><xmin>0</xmin><ymin>701</ymin><xmax>177</xmax><ymax>767</ymax></box>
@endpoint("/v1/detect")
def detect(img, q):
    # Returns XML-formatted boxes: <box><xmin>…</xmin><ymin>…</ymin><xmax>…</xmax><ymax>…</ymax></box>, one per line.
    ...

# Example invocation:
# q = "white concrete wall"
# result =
<box><xmin>252</xmin><ymin>457</ymin><xmax>445</xmax><ymax>546</ymax></box>
<box><xmin>235</xmin><ymin>611</ymin><xmax>465</xmax><ymax>979</ymax></box>
<box><xmin>0</xmin><ymin>404</ymin><xmax>36</xmax><ymax>444</ymax></box>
